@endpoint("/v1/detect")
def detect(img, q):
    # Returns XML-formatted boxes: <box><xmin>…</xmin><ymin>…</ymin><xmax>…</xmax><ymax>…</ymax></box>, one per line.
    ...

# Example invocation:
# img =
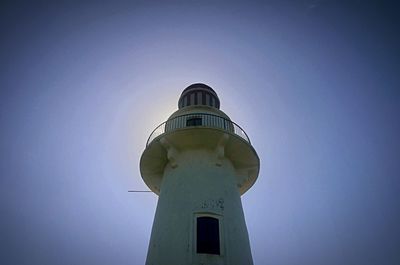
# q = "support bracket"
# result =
<box><xmin>215</xmin><ymin>133</ymin><xmax>229</xmax><ymax>166</ymax></box>
<box><xmin>160</xmin><ymin>138</ymin><xmax>179</xmax><ymax>168</ymax></box>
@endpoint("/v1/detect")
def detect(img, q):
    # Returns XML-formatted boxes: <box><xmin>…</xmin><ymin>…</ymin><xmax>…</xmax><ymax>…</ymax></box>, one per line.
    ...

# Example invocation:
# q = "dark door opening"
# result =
<box><xmin>196</xmin><ymin>216</ymin><xmax>220</xmax><ymax>255</ymax></box>
<box><xmin>186</xmin><ymin>117</ymin><xmax>202</xmax><ymax>127</ymax></box>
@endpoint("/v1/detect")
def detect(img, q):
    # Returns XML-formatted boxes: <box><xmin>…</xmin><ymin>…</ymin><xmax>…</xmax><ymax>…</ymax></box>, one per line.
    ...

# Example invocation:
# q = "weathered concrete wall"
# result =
<box><xmin>145</xmin><ymin>149</ymin><xmax>253</xmax><ymax>265</ymax></box>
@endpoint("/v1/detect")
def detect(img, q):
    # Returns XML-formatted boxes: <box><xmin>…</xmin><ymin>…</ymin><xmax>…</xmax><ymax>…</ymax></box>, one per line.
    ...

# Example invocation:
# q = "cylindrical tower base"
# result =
<box><xmin>145</xmin><ymin>149</ymin><xmax>253</xmax><ymax>265</ymax></box>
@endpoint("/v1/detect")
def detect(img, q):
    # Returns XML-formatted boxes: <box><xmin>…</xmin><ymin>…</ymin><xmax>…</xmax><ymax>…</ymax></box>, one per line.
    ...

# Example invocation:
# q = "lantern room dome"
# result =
<box><xmin>178</xmin><ymin>83</ymin><xmax>220</xmax><ymax>109</ymax></box>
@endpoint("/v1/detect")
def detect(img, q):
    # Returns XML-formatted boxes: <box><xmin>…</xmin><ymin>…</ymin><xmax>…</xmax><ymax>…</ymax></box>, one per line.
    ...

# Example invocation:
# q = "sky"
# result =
<box><xmin>0</xmin><ymin>1</ymin><xmax>399</xmax><ymax>264</ymax></box>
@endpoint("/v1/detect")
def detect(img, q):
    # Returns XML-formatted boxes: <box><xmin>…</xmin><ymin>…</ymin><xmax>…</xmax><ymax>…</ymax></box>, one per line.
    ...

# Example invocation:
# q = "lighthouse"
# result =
<box><xmin>140</xmin><ymin>83</ymin><xmax>260</xmax><ymax>265</ymax></box>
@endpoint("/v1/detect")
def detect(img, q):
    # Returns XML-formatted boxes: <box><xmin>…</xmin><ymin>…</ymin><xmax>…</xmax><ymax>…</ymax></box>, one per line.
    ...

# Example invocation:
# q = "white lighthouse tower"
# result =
<box><xmin>140</xmin><ymin>83</ymin><xmax>260</xmax><ymax>265</ymax></box>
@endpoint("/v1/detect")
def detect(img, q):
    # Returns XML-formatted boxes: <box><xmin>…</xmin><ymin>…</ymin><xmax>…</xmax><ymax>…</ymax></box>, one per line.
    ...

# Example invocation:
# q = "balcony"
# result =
<box><xmin>146</xmin><ymin>113</ymin><xmax>251</xmax><ymax>146</ymax></box>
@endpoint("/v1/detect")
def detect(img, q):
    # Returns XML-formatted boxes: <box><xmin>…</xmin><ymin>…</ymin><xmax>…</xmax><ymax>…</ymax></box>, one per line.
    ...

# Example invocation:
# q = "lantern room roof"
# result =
<box><xmin>178</xmin><ymin>83</ymin><xmax>220</xmax><ymax>109</ymax></box>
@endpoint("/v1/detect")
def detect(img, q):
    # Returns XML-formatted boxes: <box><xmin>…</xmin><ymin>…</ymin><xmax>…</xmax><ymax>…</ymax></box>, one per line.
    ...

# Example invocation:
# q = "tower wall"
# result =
<box><xmin>145</xmin><ymin>149</ymin><xmax>253</xmax><ymax>265</ymax></box>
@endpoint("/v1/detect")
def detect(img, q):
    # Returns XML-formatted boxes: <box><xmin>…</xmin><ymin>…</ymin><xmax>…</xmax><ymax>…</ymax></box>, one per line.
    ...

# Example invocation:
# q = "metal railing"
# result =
<box><xmin>146</xmin><ymin>113</ymin><xmax>250</xmax><ymax>146</ymax></box>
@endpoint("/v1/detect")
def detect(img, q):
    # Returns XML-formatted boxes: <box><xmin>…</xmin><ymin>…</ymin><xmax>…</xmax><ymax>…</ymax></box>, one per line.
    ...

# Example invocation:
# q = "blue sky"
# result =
<box><xmin>1</xmin><ymin>1</ymin><xmax>399</xmax><ymax>264</ymax></box>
